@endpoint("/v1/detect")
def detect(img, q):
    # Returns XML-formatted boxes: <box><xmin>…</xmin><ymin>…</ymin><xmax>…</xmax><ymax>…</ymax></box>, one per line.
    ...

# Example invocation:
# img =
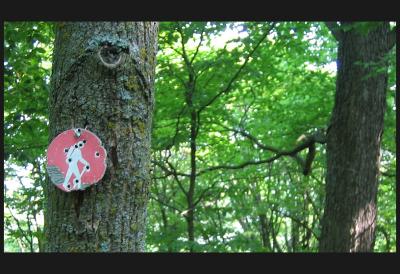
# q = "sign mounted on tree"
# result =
<box><xmin>47</xmin><ymin>128</ymin><xmax>107</xmax><ymax>192</ymax></box>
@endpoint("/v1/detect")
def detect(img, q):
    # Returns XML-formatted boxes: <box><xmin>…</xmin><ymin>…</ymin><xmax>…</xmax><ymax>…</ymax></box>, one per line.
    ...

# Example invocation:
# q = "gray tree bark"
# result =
<box><xmin>320</xmin><ymin>22</ymin><xmax>394</xmax><ymax>252</ymax></box>
<box><xmin>44</xmin><ymin>22</ymin><xmax>158</xmax><ymax>252</ymax></box>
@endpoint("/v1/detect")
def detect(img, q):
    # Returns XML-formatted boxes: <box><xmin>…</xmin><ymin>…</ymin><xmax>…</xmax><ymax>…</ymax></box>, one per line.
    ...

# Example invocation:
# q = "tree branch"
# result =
<box><xmin>5</xmin><ymin>203</ymin><xmax>32</xmax><ymax>250</ymax></box>
<box><xmin>325</xmin><ymin>22</ymin><xmax>343</xmax><ymax>42</ymax></box>
<box><xmin>196</xmin><ymin>129</ymin><xmax>326</xmax><ymax>176</ymax></box>
<box><xmin>193</xmin><ymin>179</ymin><xmax>219</xmax><ymax>208</ymax></box>
<box><xmin>152</xmin><ymin>160</ymin><xmax>190</xmax><ymax>178</ymax></box>
<box><xmin>280</xmin><ymin>212</ymin><xmax>320</xmax><ymax>240</ymax></box>
<box><xmin>305</xmin><ymin>190</ymin><xmax>322</xmax><ymax>220</ymax></box>
<box><xmin>196</xmin><ymin>152</ymin><xmax>288</xmax><ymax>176</ymax></box>
<box><xmin>164</xmin><ymin>40</ymin><xmax>183</xmax><ymax>56</ymax></box>
<box><xmin>169</xmin><ymin>106</ymin><xmax>187</xmax><ymax>149</ymax></box>
<box><xmin>220</xmin><ymin>125</ymin><xmax>327</xmax><ymax>174</ymax></box>
<box><xmin>190</xmin><ymin>26</ymin><xmax>206</xmax><ymax>65</ymax></box>
<box><xmin>238</xmin><ymin>88</ymin><xmax>257</xmax><ymax>128</ymax></box>
<box><xmin>376</xmin><ymin>225</ymin><xmax>391</xmax><ymax>252</ymax></box>
<box><xmin>152</xmin><ymin>158</ymin><xmax>190</xmax><ymax>197</ymax></box>
<box><xmin>176</xmin><ymin>23</ymin><xmax>195</xmax><ymax>76</ymax></box>
<box><xmin>164</xmin><ymin>59</ymin><xmax>186</xmax><ymax>88</ymax></box>
<box><xmin>149</xmin><ymin>194</ymin><xmax>182</xmax><ymax>213</ymax></box>
<box><xmin>380</xmin><ymin>171</ymin><xmax>395</xmax><ymax>178</ymax></box>
<box><xmin>222</xmin><ymin>125</ymin><xmax>282</xmax><ymax>153</ymax></box>
<box><xmin>197</xmin><ymin>23</ymin><xmax>276</xmax><ymax>114</ymax></box>
<box><xmin>196</xmin><ymin>43</ymin><xmax>229</xmax><ymax>80</ymax></box>
<box><xmin>166</xmin><ymin>160</ymin><xmax>189</xmax><ymax>196</ymax></box>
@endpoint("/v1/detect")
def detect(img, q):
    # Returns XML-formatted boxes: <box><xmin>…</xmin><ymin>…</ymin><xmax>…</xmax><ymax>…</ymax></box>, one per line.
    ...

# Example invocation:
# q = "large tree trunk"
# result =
<box><xmin>320</xmin><ymin>22</ymin><xmax>393</xmax><ymax>252</ymax></box>
<box><xmin>44</xmin><ymin>22</ymin><xmax>158</xmax><ymax>252</ymax></box>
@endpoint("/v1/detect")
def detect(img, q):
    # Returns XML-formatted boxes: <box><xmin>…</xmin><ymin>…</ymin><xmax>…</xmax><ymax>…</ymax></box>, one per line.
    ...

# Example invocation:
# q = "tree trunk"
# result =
<box><xmin>258</xmin><ymin>213</ymin><xmax>272</xmax><ymax>251</ymax></box>
<box><xmin>44</xmin><ymin>22</ymin><xmax>158</xmax><ymax>252</ymax></box>
<box><xmin>186</xmin><ymin>89</ymin><xmax>197</xmax><ymax>252</ymax></box>
<box><xmin>252</xmin><ymin>188</ymin><xmax>272</xmax><ymax>251</ymax></box>
<box><xmin>320</xmin><ymin>22</ymin><xmax>392</xmax><ymax>252</ymax></box>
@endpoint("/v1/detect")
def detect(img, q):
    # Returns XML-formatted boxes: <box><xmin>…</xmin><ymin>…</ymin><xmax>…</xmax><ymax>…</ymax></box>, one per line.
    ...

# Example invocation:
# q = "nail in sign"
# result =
<box><xmin>47</xmin><ymin>128</ymin><xmax>107</xmax><ymax>192</ymax></box>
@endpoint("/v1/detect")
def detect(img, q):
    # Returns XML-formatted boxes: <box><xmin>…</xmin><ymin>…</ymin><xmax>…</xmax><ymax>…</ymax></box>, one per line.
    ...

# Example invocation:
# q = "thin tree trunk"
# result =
<box><xmin>252</xmin><ymin>187</ymin><xmax>272</xmax><ymax>251</ymax></box>
<box><xmin>320</xmin><ymin>22</ymin><xmax>392</xmax><ymax>252</ymax></box>
<box><xmin>44</xmin><ymin>22</ymin><xmax>158</xmax><ymax>252</ymax></box>
<box><xmin>186</xmin><ymin>95</ymin><xmax>197</xmax><ymax>252</ymax></box>
<box><xmin>182</xmin><ymin>33</ymin><xmax>197</xmax><ymax>252</ymax></box>
<box><xmin>258</xmin><ymin>213</ymin><xmax>272</xmax><ymax>251</ymax></box>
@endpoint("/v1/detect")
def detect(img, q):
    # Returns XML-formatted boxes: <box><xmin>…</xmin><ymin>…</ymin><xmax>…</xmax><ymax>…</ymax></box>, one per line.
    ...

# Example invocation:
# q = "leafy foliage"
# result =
<box><xmin>3</xmin><ymin>21</ymin><xmax>396</xmax><ymax>252</ymax></box>
<box><xmin>4</xmin><ymin>22</ymin><xmax>53</xmax><ymax>252</ymax></box>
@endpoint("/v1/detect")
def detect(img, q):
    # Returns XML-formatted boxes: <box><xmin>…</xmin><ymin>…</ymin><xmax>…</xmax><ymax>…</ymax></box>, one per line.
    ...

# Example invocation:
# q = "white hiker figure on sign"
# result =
<box><xmin>47</xmin><ymin>128</ymin><xmax>107</xmax><ymax>192</ymax></box>
<box><xmin>63</xmin><ymin>139</ymin><xmax>90</xmax><ymax>191</ymax></box>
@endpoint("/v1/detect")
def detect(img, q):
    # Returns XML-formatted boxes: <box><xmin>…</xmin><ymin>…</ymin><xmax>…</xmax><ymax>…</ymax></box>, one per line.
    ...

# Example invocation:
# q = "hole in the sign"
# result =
<box><xmin>77</xmin><ymin>128</ymin><xmax>81</xmax><ymax>132</ymax></box>
<box><xmin>64</xmin><ymin>148</ymin><xmax>69</xmax><ymax>153</ymax></box>
<box><xmin>79</xmin><ymin>143</ymin><xmax>83</xmax><ymax>147</ymax></box>
<box><xmin>68</xmin><ymin>158</ymin><xmax>72</xmax><ymax>162</ymax></box>
<box><xmin>75</xmin><ymin>144</ymin><xmax>78</xmax><ymax>148</ymax></box>
<box><xmin>67</xmin><ymin>184</ymin><xmax>71</xmax><ymax>189</ymax></box>
<box><xmin>95</xmin><ymin>152</ymin><xmax>100</xmax><ymax>157</ymax></box>
<box><xmin>83</xmin><ymin>140</ymin><xmax>87</xmax><ymax>144</ymax></box>
<box><xmin>86</xmin><ymin>165</ymin><xmax>90</xmax><ymax>170</ymax></box>
<box><xmin>75</xmin><ymin>179</ymin><xmax>79</xmax><ymax>183</ymax></box>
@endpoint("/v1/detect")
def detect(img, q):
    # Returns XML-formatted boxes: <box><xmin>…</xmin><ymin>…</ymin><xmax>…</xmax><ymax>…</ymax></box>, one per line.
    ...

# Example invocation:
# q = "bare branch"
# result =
<box><xmin>218</xmin><ymin>124</ymin><xmax>304</xmax><ymax>170</ymax></box>
<box><xmin>325</xmin><ymin>22</ymin><xmax>343</xmax><ymax>42</ymax></box>
<box><xmin>196</xmin><ymin>129</ymin><xmax>326</xmax><ymax>176</ymax></box>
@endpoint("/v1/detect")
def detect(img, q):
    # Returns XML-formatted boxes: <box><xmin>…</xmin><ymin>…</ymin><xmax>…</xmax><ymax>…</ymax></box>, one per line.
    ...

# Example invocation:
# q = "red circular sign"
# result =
<box><xmin>47</xmin><ymin>128</ymin><xmax>107</xmax><ymax>192</ymax></box>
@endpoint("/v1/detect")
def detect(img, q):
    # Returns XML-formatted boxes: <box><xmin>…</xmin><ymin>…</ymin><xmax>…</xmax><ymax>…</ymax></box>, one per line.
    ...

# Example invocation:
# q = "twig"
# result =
<box><xmin>149</xmin><ymin>194</ymin><xmax>182</xmax><ymax>213</ymax></box>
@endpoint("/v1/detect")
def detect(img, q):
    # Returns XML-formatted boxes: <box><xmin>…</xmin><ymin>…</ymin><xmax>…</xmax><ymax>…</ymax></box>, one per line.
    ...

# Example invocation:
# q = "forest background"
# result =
<box><xmin>4</xmin><ymin>21</ymin><xmax>396</xmax><ymax>252</ymax></box>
